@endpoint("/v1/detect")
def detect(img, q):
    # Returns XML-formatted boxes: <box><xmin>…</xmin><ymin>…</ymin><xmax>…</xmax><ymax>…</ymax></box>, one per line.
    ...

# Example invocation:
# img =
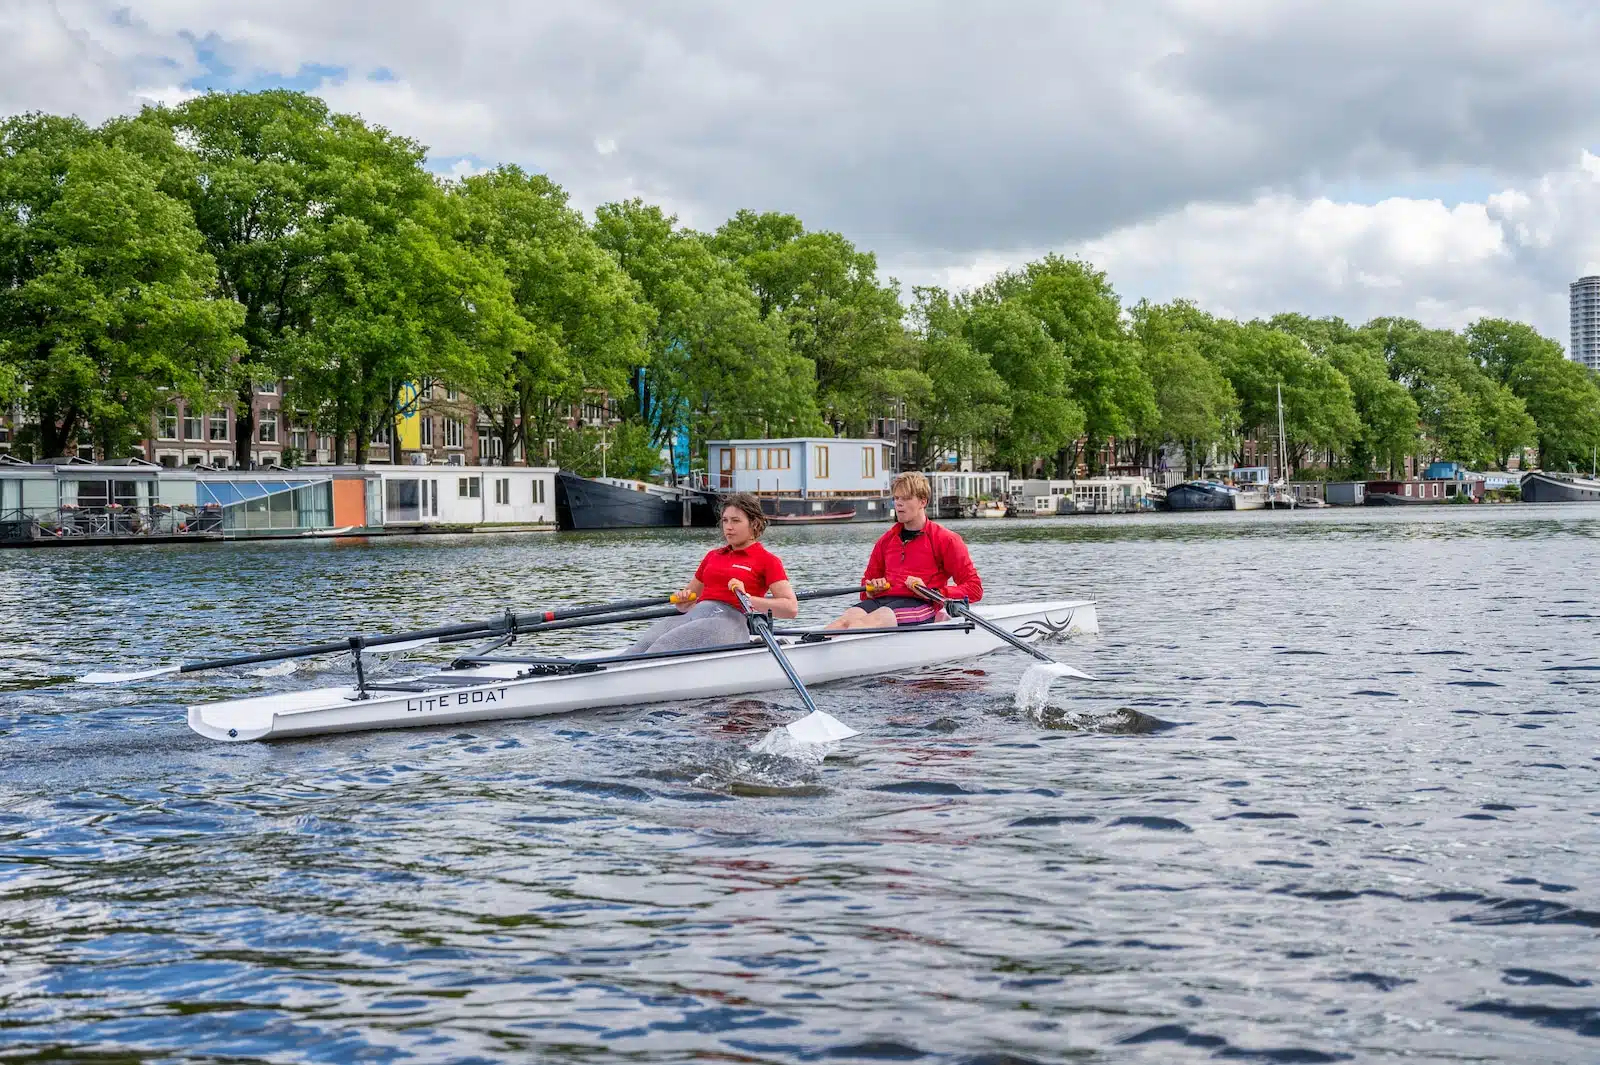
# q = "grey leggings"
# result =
<box><xmin>626</xmin><ymin>600</ymin><xmax>751</xmax><ymax>655</ymax></box>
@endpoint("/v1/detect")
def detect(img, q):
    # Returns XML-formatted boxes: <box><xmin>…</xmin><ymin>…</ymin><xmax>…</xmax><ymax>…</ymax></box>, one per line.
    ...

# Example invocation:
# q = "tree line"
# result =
<box><xmin>4</xmin><ymin>90</ymin><xmax>1599</xmax><ymax>478</ymax></box>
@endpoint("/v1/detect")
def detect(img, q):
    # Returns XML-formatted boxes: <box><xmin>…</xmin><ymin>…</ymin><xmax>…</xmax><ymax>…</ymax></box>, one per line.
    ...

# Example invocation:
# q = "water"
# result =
<box><xmin>3</xmin><ymin>506</ymin><xmax>1599</xmax><ymax>1063</ymax></box>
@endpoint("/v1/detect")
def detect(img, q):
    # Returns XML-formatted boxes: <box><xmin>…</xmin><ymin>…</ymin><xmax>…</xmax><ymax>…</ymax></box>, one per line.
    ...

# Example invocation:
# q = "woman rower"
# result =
<box><xmin>627</xmin><ymin>492</ymin><xmax>798</xmax><ymax>654</ymax></box>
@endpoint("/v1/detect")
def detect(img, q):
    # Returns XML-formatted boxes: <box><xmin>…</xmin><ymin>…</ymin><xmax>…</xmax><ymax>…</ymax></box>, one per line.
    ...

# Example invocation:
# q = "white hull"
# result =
<box><xmin>187</xmin><ymin>599</ymin><xmax>1098</xmax><ymax>742</ymax></box>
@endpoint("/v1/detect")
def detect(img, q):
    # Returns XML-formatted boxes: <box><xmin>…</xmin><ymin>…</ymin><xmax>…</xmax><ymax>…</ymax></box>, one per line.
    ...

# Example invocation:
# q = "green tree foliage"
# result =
<box><xmin>961</xmin><ymin>299</ymin><xmax>1082</xmax><ymax>474</ymax></box>
<box><xmin>710</xmin><ymin>210</ymin><xmax>924</xmax><ymax>434</ymax></box>
<box><xmin>0</xmin><ymin>113</ymin><xmax>243</xmax><ymax>458</ymax></box>
<box><xmin>1131</xmin><ymin>301</ymin><xmax>1238</xmax><ymax>477</ymax></box>
<box><xmin>1270</xmin><ymin>314</ymin><xmax>1417</xmax><ymax>475</ymax></box>
<box><xmin>904</xmin><ymin>287</ymin><xmax>1008</xmax><ymax>468</ymax></box>
<box><xmin>1208</xmin><ymin>319</ymin><xmax>1359</xmax><ymax>469</ymax></box>
<box><xmin>595</xmin><ymin>200</ymin><xmax>821</xmax><ymax>467</ymax></box>
<box><xmin>133</xmin><ymin>91</ymin><xmax>335</xmax><ymax>466</ymax></box>
<box><xmin>984</xmin><ymin>256</ymin><xmax>1154</xmax><ymax>475</ymax></box>
<box><xmin>455</xmin><ymin>167</ymin><xmax>649</xmax><ymax>466</ymax></box>
<box><xmin>284</xmin><ymin>116</ymin><xmax>522</xmax><ymax>463</ymax></box>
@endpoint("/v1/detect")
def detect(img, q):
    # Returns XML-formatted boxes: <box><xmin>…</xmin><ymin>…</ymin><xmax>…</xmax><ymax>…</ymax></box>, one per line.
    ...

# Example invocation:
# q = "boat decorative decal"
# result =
<box><xmin>1011</xmin><ymin>610</ymin><xmax>1079</xmax><ymax>640</ymax></box>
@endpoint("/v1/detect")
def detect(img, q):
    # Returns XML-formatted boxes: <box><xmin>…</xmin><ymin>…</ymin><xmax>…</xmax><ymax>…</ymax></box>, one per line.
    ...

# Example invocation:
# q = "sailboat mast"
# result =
<box><xmin>1276</xmin><ymin>383</ymin><xmax>1288</xmax><ymax>482</ymax></box>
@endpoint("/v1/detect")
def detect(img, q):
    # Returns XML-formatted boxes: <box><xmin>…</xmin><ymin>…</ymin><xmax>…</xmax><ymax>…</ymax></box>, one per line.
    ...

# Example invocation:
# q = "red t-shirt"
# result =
<box><xmin>694</xmin><ymin>541</ymin><xmax>789</xmax><ymax>606</ymax></box>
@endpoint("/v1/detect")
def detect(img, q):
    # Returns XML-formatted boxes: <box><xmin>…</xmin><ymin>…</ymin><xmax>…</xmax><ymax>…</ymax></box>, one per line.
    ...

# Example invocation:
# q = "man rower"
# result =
<box><xmin>825</xmin><ymin>471</ymin><xmax>983</xmax><ymax>630</ymax></box>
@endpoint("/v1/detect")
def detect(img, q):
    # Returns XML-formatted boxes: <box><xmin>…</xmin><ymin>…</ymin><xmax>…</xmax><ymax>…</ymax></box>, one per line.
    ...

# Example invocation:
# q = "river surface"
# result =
<box><xmin>2</xmin><ymin>505</ymin><xmax>1598</xmax><ymax>1064</ymax></box>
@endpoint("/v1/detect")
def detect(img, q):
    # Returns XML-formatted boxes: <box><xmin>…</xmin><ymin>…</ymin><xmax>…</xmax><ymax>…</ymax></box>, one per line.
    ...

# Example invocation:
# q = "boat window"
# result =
<box><xmin>1405</xmin><ymin>484</ymin><xmax>1412</xmax><ymax>497</ymax></box>
<box><xmin>532</xmin><ymin>479</ymin><xmax>545</xmax><ymax>505</ymax></box>
<box><xmin>862</xmin><ymin>448</ymin><xmax>875</xmax><ymax>479</ymax></box>
<box><xmin>814</xmin><ymin>446</ymin><xmax>829</xmax><ymax>478</ymax></box>
<box><xmin>458</xmin><ymin>476</ymin><xmax>481</xmax><ymax>499</ymax></box>
<box><xmin>494</xmin><ymin>477</ymin><xmax>510</xmax><ymax>504</ymax></box>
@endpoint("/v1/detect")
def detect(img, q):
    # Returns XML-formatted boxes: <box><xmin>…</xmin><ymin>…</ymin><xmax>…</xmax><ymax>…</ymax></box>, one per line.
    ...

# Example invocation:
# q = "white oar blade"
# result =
<box><xmin>1047</xmin><ymin>663</ymin><xmax>1097</xmax><ymax>681</ymax></box>
<box><xmin>784</xmin><ymin>709</ymin><xmax>859</xmax><ymax>745</ymax></box>
<box><xmin>78</xmin><ymin>665</ymin><xmax>181</xmax><ymax>684</ymax></box>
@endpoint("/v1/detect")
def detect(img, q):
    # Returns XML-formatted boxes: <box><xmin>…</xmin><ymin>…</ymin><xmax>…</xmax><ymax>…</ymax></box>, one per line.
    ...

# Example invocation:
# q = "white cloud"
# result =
<box><xmin>4</xmin><ymin>0</ymin><xmax>1600</xmax><ymax>345</ymax></box>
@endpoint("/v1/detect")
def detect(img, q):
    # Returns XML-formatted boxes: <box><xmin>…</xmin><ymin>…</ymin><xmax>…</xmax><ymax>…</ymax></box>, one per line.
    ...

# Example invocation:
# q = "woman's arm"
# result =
<box><xmin>675</xmin><ymin>577</ymin><xmax>704</xmax><ymax>611</ymax></box>
<box><xmin>756</xmin><ymin>579</ymin><xmax>800</xmax><ymax>619</ymax></box>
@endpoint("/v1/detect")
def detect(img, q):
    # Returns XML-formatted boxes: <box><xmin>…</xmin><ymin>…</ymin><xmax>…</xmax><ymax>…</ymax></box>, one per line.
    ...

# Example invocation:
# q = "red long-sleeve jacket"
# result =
<box><xmin>861</xmin><ymin>520</ymin><xmax>984</xmax><ymax>603</ymax></box>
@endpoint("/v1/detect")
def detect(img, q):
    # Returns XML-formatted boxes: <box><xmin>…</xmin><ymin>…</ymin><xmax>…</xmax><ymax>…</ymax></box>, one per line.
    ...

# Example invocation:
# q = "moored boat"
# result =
<box><xmin>1161</xmin><ymin>481</ymin><xmax>1236</xmax><ymax>511</ymax></box>
<box><xmin>554</xmin><ymin>472</ymin><xmax>717</xmax><ymax>530</ymax></box>
<box><xmin>1520</xmin><ymin>471</ymin><xmax>1600</xmax><ymax>503</ymax></box>
<box><xmin>186</xmin><ymin>599</ymin><xmax>1098</xmax><ymax>742</ymax></box>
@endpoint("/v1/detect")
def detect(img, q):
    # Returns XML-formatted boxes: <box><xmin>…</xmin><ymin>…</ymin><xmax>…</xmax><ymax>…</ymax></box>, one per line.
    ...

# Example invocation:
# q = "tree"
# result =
<box><xmin>133</xmin><ymin>90</ymin><xmax>335</xmax><ymax>467</ymax></box>
<box><xmin>962</xmin><ymin>299</ymin><xmax>1082</xmax><ymax>474</ymax></box>
<box><xmin>1209</xmin><ymin>320</ymin><xmax>1358</xmax><ymax>469</ymax></box>
<box><xmin>1501</xmin><ymin>350</ymin><xmax>1600</xmax><ymax>470</ymax></box>
<box><xmin>988</xmin><ymin>255</ymin><xmax>1155</xmax><ymax>475</ymax></box>
<box><xmin>1131</xmin><ymin>301</ymin><xmax>1238</xmax><ymax>477</ymax></box>
<box><xmin>455</xmin><ymin>167</ymin><xmax>649</xmax><ymax>467</ymax></box>
<box><xmin>711</xmin><ymin>210</ymin><xmax>924</xmax><ymax>434</ymax></box>
<box><xmin>1271</xmin><ymin>314</ymin><xmax>1417</xmax><ymax>474</ymax></box>
<box><xmin>288</xmin><ymin>121</ymin><xmax>522</xmax><ymax>463</ymax></box>
<box><xmin>595</xmin><ymin>200</ymin><xmax>822</xmax><ymax>469</ymax></box>
<box><xmin>0</xmin><ymin>114</ymin><xmax>243</xmax><ymax>458</ymax></box>
<box><xmin>904</xmin><ymin>287</ymin><xmax>1007</xmax><ymax>469</ymax></box>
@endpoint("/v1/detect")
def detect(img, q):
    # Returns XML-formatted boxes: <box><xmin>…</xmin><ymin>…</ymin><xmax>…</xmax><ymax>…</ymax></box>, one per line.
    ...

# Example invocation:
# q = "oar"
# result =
<box><xmin>76</xmin><ymin>593</ymin><xmax>697</xmax><ymax>684</ymax></box>
<box><xmin>913</xmin><ymin>585</ymin><xmax>1095</xmax><ymax>680</ymax></box>
<box><xmin>732</xmin><ymin>586</ymin><xmax>858</xmax><ymax>745</ymax></box>
<box><xmin>79</xmin><ymin>586</ymin><xmax>867</xmax><ymax>685</ymax></box>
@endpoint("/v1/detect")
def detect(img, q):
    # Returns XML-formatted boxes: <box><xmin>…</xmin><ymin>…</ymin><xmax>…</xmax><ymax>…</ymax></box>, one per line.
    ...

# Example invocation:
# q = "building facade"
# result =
<box><xmin>1573</xmin><ymin>275</ymin><xmax>1600</xmax><ymax>371</ymax></box>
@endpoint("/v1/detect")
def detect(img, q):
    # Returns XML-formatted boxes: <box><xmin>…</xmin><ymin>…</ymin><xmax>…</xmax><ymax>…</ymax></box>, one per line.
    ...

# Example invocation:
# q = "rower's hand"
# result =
<box><xmin>864</xmin><ymin>577</ymin><xmax>891</xmax><ymax>596</ymax></box>
<box><xmin>726</xmin><ymin>578</ymin><xmax>746</xmax><ymax>596</ymax></box>
<box><xmin>905</xmin><ymin>576</ymin><xmax>927</xmax><ymax>596</ymax></box>
<box><xmin>671</xmin><ymin>587</ymin><xmax>698</xmax><ymax>611</ymax></box>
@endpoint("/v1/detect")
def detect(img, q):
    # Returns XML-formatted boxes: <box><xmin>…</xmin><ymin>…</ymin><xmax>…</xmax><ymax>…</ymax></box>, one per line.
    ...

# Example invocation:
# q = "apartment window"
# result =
<box><xmin>814</xmin><ymin>445</ymin><xmax>830</xmax><ymax>478</ymax></box>
<box><xmin>371</xmin><ymin>423</ymin><xmax>391</xmax><ymax>446</ymax></box>
<box><xmin>258</xmin><ymin>411</ymin><xmax>278</xmax><ymax>444</ymax></box>
<box><xmin>183</xmin><ymin>410</ymin><xmax>203</xmax><ymax>441</ymax></box>
<box><xmin>862</xmin><ymin>447</ymin><xmax>875</xmax><ymax>479</ymax></box>
<box><xmin>494</xmin><ymin>477</ymin><xmax>510</xmax><ymax>505</ymax></box>
<box><xmin>290</xmin><ymin>430</ymin><xmax>309</xmax><ymax>451</ymax></box>
<box><xmin>257</xmin><ymin>382</ymin><xmax>277</xmax><ymax>395</ymax></box>
<box><xmin>158</xmin><ymin>406</ymin><xmax>178</xmax><ymax>441</ymax></box>
<box><xmin>209</xmin><ymin>412</ymin><xmax>230</xmax><ymax>441</ymax></box>
<box><xmin>444</xmin><ymin>417</ymin><xmax>465</xmax><ymax>449</ymax></box>
<box><xmin>0</xmin><ymin>425</ymin><xmax>9</xmax><ymax>443</ymax></box>
<box><xmin>419</xmin><ymin>416</ymin><xmax>433</xmax><ymax>447</ymax></box>
<box><xmin>458</xmin><ymin>476</ymin><xmax>481</xmax><ymax>499</ymax></box>
<box><xmin>445</xmin><ymin>386</ymin><xmax>459</xmax><ymax>402</ymax></box>
<box><xmin>532</xmin><ymin>479</ymin><xmax>546</xmax><ymax>505</ymax></box>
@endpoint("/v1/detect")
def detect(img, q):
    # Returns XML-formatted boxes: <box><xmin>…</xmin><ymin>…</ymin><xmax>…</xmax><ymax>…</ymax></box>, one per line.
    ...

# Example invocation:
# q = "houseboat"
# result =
<box><xmin>926</xmin><ymin>470</ymin><xmax>1011</xmax><ymax>519</ymax></box>
<box><xmin>0</xmin><ymin>458</ymin><xmax>558</xmax><ymax>545</ymax></box>
<box><xmin>1325</xmin><ymin>481</ymin><xmax>1366</xmax><ymax>506</ymax></box>
<box><xmin>1520</xmin><ymin>470</ymin><xmax>1600</xmax><ymax>503</ymax></box>
<box><xmin>706</xmin><ymin>438</ymin><xmax>893</xmax><ymax>524</ymax></box>
<box><xmin>1364</xmin><ymin>478</ymin><xmax>1481</xmax><ymax>505</ymax></box>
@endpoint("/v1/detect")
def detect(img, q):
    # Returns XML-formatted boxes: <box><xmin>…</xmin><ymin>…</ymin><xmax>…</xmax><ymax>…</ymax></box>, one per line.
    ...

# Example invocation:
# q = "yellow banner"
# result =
<box><xmin>396</xmin><ymin>382</ymin><xmax>421</xmax><ymax>450</ymax></box>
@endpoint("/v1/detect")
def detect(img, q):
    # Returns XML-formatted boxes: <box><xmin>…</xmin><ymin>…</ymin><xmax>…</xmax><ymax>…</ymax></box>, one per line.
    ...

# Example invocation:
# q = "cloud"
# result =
<box><xmin>3</xmin><ymin>0</ymin><xmax>1599</xmax><ymax>344</ymax></box>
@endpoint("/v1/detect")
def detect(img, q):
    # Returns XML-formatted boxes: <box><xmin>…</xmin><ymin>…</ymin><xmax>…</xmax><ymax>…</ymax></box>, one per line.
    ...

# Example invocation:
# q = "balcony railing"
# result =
<box><xmin>0</xmin><ymin>505</ymin><xmax>226</xmax><ymax>544</ymax></box>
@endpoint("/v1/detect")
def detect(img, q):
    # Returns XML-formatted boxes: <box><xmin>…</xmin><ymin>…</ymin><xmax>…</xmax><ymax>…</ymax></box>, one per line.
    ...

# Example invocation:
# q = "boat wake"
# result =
<box><xmin>690</xmin><ymin>740</ymin><xmax>830</xmax><ymax>796</ymax></box>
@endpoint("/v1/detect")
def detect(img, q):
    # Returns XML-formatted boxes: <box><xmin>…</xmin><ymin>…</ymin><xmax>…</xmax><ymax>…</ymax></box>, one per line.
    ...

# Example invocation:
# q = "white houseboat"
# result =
<box><xmin>706</xmin><ymin>438</ymin><xmax>894</xmax><ymax>523</ymax></box>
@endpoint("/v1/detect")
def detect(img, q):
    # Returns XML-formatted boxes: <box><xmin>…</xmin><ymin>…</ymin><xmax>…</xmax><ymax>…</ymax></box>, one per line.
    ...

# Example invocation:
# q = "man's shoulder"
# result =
<box><xmin>925</xmin><ymin>520</ymin><xmax>966</xmax><ymax>543</ymax></box>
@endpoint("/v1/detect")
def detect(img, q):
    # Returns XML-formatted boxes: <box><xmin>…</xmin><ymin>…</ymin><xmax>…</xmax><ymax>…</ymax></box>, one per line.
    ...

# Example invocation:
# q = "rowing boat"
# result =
<box><xmin>186</xmin><ymin>599</ymin><xmax>1098</xmax><ymax>742</ymax></box>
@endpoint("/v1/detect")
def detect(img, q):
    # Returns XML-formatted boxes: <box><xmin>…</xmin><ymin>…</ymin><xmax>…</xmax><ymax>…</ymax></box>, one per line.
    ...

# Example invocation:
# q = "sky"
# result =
<box><xmin>4</xmin><ymin>0</ymin><xmax>1600</xmax><ymax>348</ymax></box>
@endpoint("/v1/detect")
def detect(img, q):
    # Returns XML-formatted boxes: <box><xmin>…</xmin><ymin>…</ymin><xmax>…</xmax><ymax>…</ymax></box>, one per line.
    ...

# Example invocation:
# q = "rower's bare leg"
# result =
<box><xmin>825</xmin><ymin>607</ymin><xmax>871</xmax><ymax>630</ymax></box>
<box><xmin>826</xmin><ymin>606</ymin><xmax>899</xmax><ymax>630</ymax></box>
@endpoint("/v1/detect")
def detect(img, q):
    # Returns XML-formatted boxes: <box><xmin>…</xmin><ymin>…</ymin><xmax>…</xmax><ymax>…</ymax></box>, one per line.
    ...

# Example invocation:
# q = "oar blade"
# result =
<box><xmin>78</xmin><ymin>665</ymin><xmax>182</xmax><ymax>684</ymax></box>
<box><xmin>369</xmin><ymin>636</ymin><xmax>440</xmax><ymax>654</ymax></box>
<box><xmin>784</xmin><ymin>709</ymin><xmax>859</xmax><ymax>745</ymax></box>
<box><xmin>1047</xmin><ymin>663</ymin><xmax>1097</xmax><ymax>681</ymax></box>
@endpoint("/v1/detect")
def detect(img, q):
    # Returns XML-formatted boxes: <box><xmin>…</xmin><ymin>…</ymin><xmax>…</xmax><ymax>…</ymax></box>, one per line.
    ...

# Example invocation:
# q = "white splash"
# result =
<box><xmin>747</xmin><ymin>726</ymin><xmax>830</xmax><ymax>763</ymax></box>
<box><xmin>247</xmin><ymin>660</ymin><xmax>299</xmax><ymax>678</ymax></box>
<box><xmin>1015</xmin><ymin>661</ymin><xmax>1084</xmax><ymax>714</ymax></box>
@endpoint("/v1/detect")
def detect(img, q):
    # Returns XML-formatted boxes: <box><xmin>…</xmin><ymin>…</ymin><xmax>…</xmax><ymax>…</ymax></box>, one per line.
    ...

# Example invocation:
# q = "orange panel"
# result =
<box><xmin>332</xmin><ymin>478</ymin><xmax>367</xmax><ymax>527</ymax></box>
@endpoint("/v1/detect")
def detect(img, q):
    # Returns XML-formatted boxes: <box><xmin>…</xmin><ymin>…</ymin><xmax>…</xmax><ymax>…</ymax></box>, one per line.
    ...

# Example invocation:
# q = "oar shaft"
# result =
<box><xmin>915</xmin><ymin>587</ymin><xmax>1051</xmax><ymax>662</ymax></box>
<box><xmin>735</xmin><ymin>588</ymin><xmax>820</xmax><ymax>715</ymax></box>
